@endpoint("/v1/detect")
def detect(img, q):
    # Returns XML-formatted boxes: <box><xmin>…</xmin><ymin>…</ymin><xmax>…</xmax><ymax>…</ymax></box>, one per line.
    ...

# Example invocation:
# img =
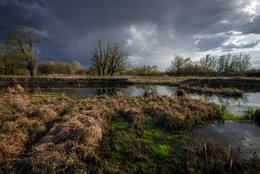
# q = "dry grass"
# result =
<box><xmin>6</xmin><ymin>84</ymin><xmax>24</xmax><ymax>93</ymax></box>
<box><xmin>187</xmin><ymin>140</ymin><xmax>259</xmax><ymax>174</ymax></box>
<box><xmin>14</xmin><ymin>111</ymin><xmax>105</xmax><ymax>173</ymax></box>
<box><xmin>142</xmin><ymin>92</ymin><xmax>221</xmax><ymax>130</ymax></box>
<box><xmin>30</xmin><ymin>106</ymin><xmax>58</xmax><ymax>123</ymax></box>
<box><xmin>181</xmin><ymin>85</ymin><xmax>244</xmax><ymax>97</ymax></box>
<box><xmin>0</xmin><ymin>91</ymin><xmax>233</xmax><ymax>173</ymax></box>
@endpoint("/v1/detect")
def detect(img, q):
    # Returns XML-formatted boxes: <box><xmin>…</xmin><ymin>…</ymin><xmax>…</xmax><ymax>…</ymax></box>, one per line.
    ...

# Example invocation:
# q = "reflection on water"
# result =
<box><xmin>192</xmin><ymin>120</ymin><xmax>260</xmax><ymax>158</ymax></box>
<box><xmin>186</xmin><ymin>92</ymin><xmax>260</xmax><ymax>116</ymax></box>
<box><xmin>34</xmin><ymin>85</ymin><xmax>260</xmax><ymax>116</ymax></box>
<box><xmin>37</xmin><ymin>85</ymin><xmax>179</xmax><ymax>98</ymax></box>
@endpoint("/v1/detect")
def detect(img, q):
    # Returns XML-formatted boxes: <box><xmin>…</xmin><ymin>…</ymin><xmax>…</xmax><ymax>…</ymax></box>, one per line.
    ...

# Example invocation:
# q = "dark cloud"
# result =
<box><xmin>0</xmin><ymin>0</ymin><xmax>46</xmax><ymax>42</ymax></box>
<box><xmin>0</xmin><ymin>0</ymin><xmax>260</xmax><ymax>70</ymax></box>
<box><xmin>222</xmin><ymin>40</ymin><xmax>260</xmax><ymax>51</ymax></box>
<box><xmin>240</xmin><ymin>16</ymin><xmax>260</xmax><ymax>34</ymax></box>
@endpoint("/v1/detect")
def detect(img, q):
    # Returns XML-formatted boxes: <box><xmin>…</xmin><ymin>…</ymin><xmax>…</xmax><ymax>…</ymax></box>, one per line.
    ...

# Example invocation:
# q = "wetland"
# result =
<box><xmin>0</xmin><ymin>81</ymin><xmax>260</xmax><ymax>173</ymax></box>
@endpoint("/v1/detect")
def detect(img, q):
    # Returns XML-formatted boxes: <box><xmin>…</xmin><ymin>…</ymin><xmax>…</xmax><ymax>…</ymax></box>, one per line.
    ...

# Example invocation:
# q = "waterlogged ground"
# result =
<box><xmin>26</xmin><ymin>85</ymin><xmax>260</xmax><ymax>158</ymax></box>
<box><xmin>191</xmin><ymin>120</ymin><xmax>260</xmax><ymax>157</ymax></box>
<box><xmin>0</xmin><ymin>86</ymin><xmax>259</xmax><ymax>173</ymax></box>
<box><xmin>28</xmin><ymin>85</ymin><xmax>260</xmax><ymax>116</ymax></box>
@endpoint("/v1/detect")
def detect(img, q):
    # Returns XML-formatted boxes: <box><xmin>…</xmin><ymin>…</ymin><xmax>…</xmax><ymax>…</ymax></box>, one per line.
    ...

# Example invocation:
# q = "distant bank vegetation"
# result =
<box><xmin>0</xmin><ymin>28</ymin><xmax>260</xmax><ymax>77</ymax></box>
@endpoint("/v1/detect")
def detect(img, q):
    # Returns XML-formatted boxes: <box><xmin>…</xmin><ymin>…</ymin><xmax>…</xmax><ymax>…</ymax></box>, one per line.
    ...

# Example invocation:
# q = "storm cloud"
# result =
<box><xmin>1</xmin><ymin>0</ymin><xmax>260</xmax><ymax>70</ymax></box>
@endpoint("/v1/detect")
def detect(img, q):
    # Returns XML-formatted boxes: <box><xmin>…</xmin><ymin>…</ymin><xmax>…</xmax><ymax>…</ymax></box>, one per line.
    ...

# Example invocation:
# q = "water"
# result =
<box><xmin>191</xmin><ymin>120</ymin><xmax>260</xmax><ymax>157</ymax></box>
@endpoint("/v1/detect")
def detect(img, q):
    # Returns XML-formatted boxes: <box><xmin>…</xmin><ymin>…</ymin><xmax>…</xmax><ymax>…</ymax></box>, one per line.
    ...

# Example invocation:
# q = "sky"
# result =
<box><xmin>0</xmin><ymin>0</ymin><xmax>260</xmax><ymax>70</ymax></box>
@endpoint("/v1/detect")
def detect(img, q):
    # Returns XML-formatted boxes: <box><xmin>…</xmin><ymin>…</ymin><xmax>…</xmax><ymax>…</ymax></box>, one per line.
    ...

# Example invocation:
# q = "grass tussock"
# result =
<box><xmin>30</xmin><ymin>106</ymin><xmax>58</xmax><ymax>123</ymax></box>
<box><xmin>6</xmin><ymin>84</ymin><xmax>24</xmax><ymax>93</ymax></box>
<box><xmin>181</xmin><ymin>85</ymin><xmax>244</xmax><ymax>97</ymax></box>
<box><xmin>14</xmin><ymin>111</ymin><xmax>105</xmax><ymax>173</ymax></box>
<box><xmin>142</xmin><ymin>92</ymin><xmax>224</xmax><ymax>130</ymax></box>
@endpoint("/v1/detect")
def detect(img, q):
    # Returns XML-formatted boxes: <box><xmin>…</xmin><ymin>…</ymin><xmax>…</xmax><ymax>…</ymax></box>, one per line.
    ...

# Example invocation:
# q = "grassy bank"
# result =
<box><xmin>1</xmin><ymin>75</ymin><xmax>260</xmax><ymax>89</ymax></box>
<box><xmin>0</xmin><ymin>89</ymin><xmax>259</xmax><ymax>173</ymax></box>
<box><xmin>180</xmin><ymin>85</ymin><xmax>244</xmax><ymax>97</ymax></box>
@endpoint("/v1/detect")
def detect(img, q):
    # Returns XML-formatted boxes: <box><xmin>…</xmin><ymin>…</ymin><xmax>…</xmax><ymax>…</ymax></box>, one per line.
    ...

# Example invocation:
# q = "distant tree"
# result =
<box><xmin>199</xmin><ymin>54</ymin><xmax>217</xmax><ymax>75</ymax></box>
<box><xmin>168</xmin><ymin>56</ymin><xmax>184</xmax><ymax>76</ymax></box>
<box><xmin>238</xmin><ymin>53</ymin><xmax>251</xmax><ymax>73</ymax></box>
<box><xmin>91</xmin><ymin>40</ymin><xmax>105</xmax><ymax>76</ymax></box>
<box><xmin>107</xmin><ymin>43</ymin><xmax>128</xmax><ymax>76</ymax></box>
<box><xmin>91</xmin><ymin>40</ymin><xmax>128</xmax><ymax>76</ymax></box>
<box><xmin>7</xmin><ymin>28</ymin><xmax>41</xmax><ymax>76</ymax></box>
<box><xmin>124</xmin><ymin>65</ymin><xmax>160</xmax><ymax>76</ymax></box>
<box><xmin>38</xmin><ymin>61</ymin><xmax>86</xmax><ymax>75</ymax></box>
<box><xmin>87</xmin><ymin>65</ymin><xmax>97</xmax><ymax>76</ymax></box>
<box><xmin>217</xmin><ymin>55</ymin><xmax>225</xmax><ymax>75</ymax></box>
<box><xmin>0</xmin><ymin>43</ymin><xmax>23</xmax><ymax>75</ymax></box>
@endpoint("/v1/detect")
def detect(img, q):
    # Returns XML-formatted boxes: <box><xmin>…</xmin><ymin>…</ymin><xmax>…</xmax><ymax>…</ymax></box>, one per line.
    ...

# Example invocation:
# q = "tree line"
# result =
<box><xmin>166</xmin><ymin>54</ymin><xmax>253</xmax><ymax>77</ymax></box>
<box><xmin>0</xmin><ymin>27</ymin><xmax>260</xmax><ymax>77</ymax></box>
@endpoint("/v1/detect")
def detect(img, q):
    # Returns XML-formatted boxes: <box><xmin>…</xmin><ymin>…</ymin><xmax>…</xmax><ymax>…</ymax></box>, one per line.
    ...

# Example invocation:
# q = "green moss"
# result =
<box><xmin>153</xmin><ymin>144</ymin><xmax>171</xmax><ymax>157</ymax></box>
<box><xmin>224</xmin><ymin>112</ymin><xmax>254</xmax><ymax>123</ymax></box>
<box><xmin>112</xmin><ymin>120</ymin><xmax>130</xmax><ymax>129</ymax></box>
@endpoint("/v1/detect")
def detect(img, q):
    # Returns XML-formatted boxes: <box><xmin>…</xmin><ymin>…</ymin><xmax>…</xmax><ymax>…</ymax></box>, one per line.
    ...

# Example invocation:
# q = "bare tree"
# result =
<box><xmin>108</xmin><ymin>43</ymin><xmax>128</xmax><ymax>76</ymax></box>
<box><xmin>7</xmin><ymin>28</ymin><xmax>41</xmax><ymax>76</ymax></box>
<box><xmin>91</xmin><ymin>41</ymin><xmax>128</xmax><ymax>76</ymax></box>
<box><xmin>238</xmin><ymin>53</ymin><xmax>251</xmax><ymax>73</ymax></box>
<box><xmin>199</xmin><ymin>54</ymin><xmax>217</xmax><ymax>75</ymax></box>
<box><xmin>91</xmin><ymin>40</ymin><xmax>103</xmax><ymax>76</ymax></box>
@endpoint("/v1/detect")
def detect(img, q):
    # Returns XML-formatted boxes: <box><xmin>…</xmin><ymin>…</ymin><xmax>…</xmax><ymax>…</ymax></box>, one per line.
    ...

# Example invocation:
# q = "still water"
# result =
<box><xmin>191</xmin><ymin>120</ymin><xmax>260</xmax><ymax>157</ymax></box>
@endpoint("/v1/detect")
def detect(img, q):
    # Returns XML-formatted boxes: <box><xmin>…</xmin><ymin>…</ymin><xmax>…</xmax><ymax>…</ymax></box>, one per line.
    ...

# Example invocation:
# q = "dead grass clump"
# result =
<box><xmin>142</xmin><ymin>93</ymin><xmax>221</xmax><ymax>130</ymax></box>
<box><xmin>0</xmin><ymin>132</ymin><xmax>28</xmax><ymax>162</ymax></box>
<box><xmin>18</xmin><ymin>111</ymin><xmax>105</xmax><ymax>173</ymax></box>
<box><xmin>30</xmin><ymin>106</ymin><xmax>58</xmax><ymax>123</ymax></box>
<box><xmin>181</xmin><ymin>85</ymin><xmax>244</xmax><ymax>97</ymax></box>
<box><xmin>143</xmin><ymin>91</ymin><xmax>158</xmax><ymax>98</ymax></box>
<box><xmin>5</xmin><ymin>94</ymin><xmax>28</xmax><ymax>113</ymax></box>
<box><xmin>187</xmin><ymin>140</ymin><xmax>233</xmax><ymax>174</ymax></box>
<box><xmin>187</xmin><ymin>140</ymin><xmax>259</xmax><ymax>174</ymax></box>
<box><xmin>0</xmin><ymin>121</ymin><xmax>27</xmax><ymax>160</ymax></box>
<box><xmin>41</xmin><ymin>111</ymin><xmax>103</xmax><ymax>149</ymax></box>
<box><xmin>116</xmin><ymin>107</ymin><xmax>144</xmax><ymax>129</ymax></box>
<box><xmin>116</xmin><ymin>91</ymin><xmax>126</xmax><ymax>97</ymax></box>
<box><xmin>177</xmin><ymin>89</ymin><xmax>186</xmax><ymax>96</ymax></box>
<box><xmin>6</xmin><ymin>84</ymin><xmax>24</xmax><ymax>93</ymax></box>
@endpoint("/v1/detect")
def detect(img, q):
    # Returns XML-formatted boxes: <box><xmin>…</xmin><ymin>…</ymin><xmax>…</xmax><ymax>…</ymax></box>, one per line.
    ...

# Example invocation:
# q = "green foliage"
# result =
<box><xmin>7</xmin><ymin>28</ymin><xmax>41</xmax><ymax>76</ymax></box>
<box><xmin>86</xmin><ymin>65</ymin><xmax>97</xmax><ymax>75</ymax></box>
<box><xmin>153</xmin><ymin>144</ymin><xmax>171</xmax><ymax>157</ymax></box>
<box><xmin>0</xmin><ymin>43</ymin><xmax>24</xmax><ymax>75</ymax></box>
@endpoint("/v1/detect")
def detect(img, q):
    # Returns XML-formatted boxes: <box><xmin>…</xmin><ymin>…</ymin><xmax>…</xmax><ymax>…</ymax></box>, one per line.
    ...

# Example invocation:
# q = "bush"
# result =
<box><xmin>38</xmin><ymin>61</ymin><xmax>86</xmax><ymax>75</ymax></box>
